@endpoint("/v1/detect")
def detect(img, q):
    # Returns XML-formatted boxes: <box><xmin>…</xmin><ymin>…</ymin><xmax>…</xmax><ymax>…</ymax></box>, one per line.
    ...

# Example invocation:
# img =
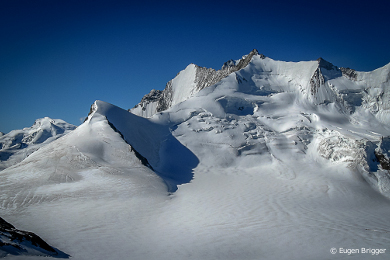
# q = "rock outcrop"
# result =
<box><xmin>0</xmin><ymin>217</ymin><xmax>69</xmax><ymax>258</ymax></box>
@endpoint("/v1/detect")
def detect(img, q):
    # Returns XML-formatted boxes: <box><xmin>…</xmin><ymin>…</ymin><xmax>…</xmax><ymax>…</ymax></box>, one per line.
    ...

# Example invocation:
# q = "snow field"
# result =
<box><xmin>3</xmin><ymin>154</ymin><xmax>390</xmax><ymax>260</ymax></box>
<box><xmin>2</xmin><ymin>53</ymin><xmax>390</xmax><ymax>259</ymax></box>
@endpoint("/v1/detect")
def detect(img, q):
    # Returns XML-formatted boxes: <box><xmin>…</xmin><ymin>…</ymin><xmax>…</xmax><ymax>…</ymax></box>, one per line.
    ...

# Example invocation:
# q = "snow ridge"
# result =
<box><xmin>1</xmin><ymin>51</ymin><xmax>390</xmax><ymax>260</ymax></box>
<box><xmin>130</xmin><ymin>49</ymin><xmax>262</xmax><ymax>117</ymax></box>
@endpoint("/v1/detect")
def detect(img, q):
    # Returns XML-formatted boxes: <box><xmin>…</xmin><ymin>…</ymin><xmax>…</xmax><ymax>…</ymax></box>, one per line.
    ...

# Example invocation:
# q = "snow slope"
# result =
<box><xmin>130</xmin><ymin>49</ymin><xmax>260</xmax><ymax>117</ymax></box>
<box><xmin>0</xmin><ymin>117</ymin><xmax>76</xmax><ymax>171</ymax></box>
<box><xmin>1</xmin><ymin>51</ymin><xmax>390</xmax><ymax>259</ymax></box>
<box><xmin>0</xmin><ymin>217</ymin><xmax>68</xmax><ymax>258</ymax></box>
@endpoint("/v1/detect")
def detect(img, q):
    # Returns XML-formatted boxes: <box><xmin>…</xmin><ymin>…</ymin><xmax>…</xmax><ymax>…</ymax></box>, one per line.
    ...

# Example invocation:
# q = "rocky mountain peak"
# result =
<box><xmin>0</xmin><ymin>118</ymin><xmax>76</xmax><ymax>171</ymax></box>
<box><xmin>249</xmin><ymin>48</ymin><xmax>259</xmax><ymax>56</ymax></box>
<box><xmin>317</xmin><ymin>57</ymin><xmax>336</xmax><ymax>70</ymax></box>
<box><xmin>131</xmin><ymin>49</ymin><xmax>263</xmax><ymax>117</ymax></box>
<box><xmin>340</xmin><ymin>67</ymin><xmax>357</xmax><ymax>80</ymax></box>
<box><xmin>221</xmin><ymin>59</ymin><xmax>236</xmax><ymax>70</ymax></box>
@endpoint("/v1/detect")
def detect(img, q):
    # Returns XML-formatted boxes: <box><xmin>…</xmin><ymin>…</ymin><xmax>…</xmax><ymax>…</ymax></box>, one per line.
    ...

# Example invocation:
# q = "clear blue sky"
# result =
<box><xmin>1</xmin><ymin>0</ymin><xmax>390</xmax><ymax>133</ymax></box>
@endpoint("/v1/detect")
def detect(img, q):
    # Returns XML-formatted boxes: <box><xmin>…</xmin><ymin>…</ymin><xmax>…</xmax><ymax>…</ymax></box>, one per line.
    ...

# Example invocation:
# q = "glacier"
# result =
<box><xmin>1</xmin><ymin>50</ymin><xmax>390</xmax><ymax>259</ymax></box>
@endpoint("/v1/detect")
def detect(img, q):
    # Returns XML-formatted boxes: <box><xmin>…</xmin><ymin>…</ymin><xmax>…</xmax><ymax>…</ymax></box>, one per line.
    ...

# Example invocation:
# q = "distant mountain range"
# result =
<box><xmin>1</xmin><ymin>50</ymin><xmax>390</xmax><ymax>259</ymax></box>
<box><xmin>0</xmin><ymin>117</ymin><xmax>76</xmax><ymax>171</ymax></box>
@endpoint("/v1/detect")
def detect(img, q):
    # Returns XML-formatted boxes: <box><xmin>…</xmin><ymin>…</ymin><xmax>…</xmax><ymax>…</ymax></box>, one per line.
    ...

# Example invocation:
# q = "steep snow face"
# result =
<box><xmin>0</xmin><ymin>117</ymin><xmax>76</xmax><ymax>171</ymax></box>
<box><xmin>157</xmin><ymin>55</ymin><xmax>390</xmax><ymax>197</ymax></box>
<box><xmin>3</xmin><ymin>92</ymin><xmax>390</xmax><ymax>260</ymax></box>
<box><xmin>132</xmin><ymin>50</ymin><xmax>390</xmax><ymax>129</ymax></box>
<box><xmin>1</xmin><ymin>51</ymin><xmax>390</xmax><ymax>260</ymax></box>
<box><xmin>131</xmin><ymin>49</ymin><xmax>261</xmax><ymax>117</ymax></box>
<box><xmin>358</xmin><ymin>63</ymin><xmax>390</xmax><ymax>124</ymax></box>
<box><xmin>0</xmin><ymin>102</ymin><xmax>168</xmax><ymax>209</ymax></box>
<box><xmin>130</xmin><ymin>63</ymin><xmax>203</xmax><ymax>118</ymax></box>
<box><xmin>88</xmin><ymin>100</ymin><xmax>199</xmax><ymax>191</ymax></box>
<box><xmin>0</xmin><ymin>100</ymin><xmax>197</xmax><ymax>211</ymax></box>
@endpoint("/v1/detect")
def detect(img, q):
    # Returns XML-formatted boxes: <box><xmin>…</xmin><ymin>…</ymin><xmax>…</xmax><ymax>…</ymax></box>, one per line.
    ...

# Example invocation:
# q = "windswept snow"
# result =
<box><xmin>1</xmin><ymin>51</ymin><xmax>390</xmax><ymax>259</ymax></box>
<box><xmin>0</xmin><ymin>216</ymin><xmax>69</xmax><ymax>258</ymax></box>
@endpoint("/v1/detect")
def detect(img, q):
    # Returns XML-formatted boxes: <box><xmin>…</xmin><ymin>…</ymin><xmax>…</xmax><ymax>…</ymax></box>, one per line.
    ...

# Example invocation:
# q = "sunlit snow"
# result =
<box><xmin>1</xmin><ymin>52</ymin><xmax>390</xmax><ymax>259</ymax></box>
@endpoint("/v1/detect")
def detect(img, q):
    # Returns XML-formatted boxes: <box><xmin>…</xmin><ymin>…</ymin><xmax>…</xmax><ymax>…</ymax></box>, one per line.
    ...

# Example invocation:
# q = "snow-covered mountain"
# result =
<box><xmin>0</xmin><ymin>117</ymin><xmax>76</xmax><ymax>171</ymax></box>
<box><xmin>133</xmin><ymin>50</ymin><xmax>390</xmax><ymax>125</ymax></box>
<box><xmin>130</xmin><ymin>49</ymin><xmax>262</xmax><ymax>117</ymax></box>
<box><xmin>130</xmin><ymin>49</ymin><xmax>390</xmax><ymax>196</ymax></box>
<box><xmin>1</xmin><ymin>50</ymin><xmax>390</xmax><ymax>260</ymax></box>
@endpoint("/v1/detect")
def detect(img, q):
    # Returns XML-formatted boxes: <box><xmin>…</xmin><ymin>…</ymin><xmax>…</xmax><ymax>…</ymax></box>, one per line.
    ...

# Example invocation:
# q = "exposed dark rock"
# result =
<box><xmin>131</xmin><ymin>49</ymin><xmax>264</xmax><ymax>115</ymax></box>
<box><xmin>156</xmin><ymin>81</ymin><xmax>173</xmax><ymax>112</ymax></box>
<box><xmin>310</xmin><ymin>68</ymin><xmax>325</xmax><ymax>95</ymax></box>
<box><xmin>193</xmin><ymin>50</ymin><xmax>261</xmax><ymax>94</ymax></box>
<box><xmin>340</xmin><ymin>67</ymin><xmax>357</xmax><ymax>81</ymax></box>
<box><xmin>375</xmin><ymin>151</ymin><xmax>390</xmax><ymax>170</ymax></box>
<box><xmin>234</xmin><ymin>49</ymin><xmax>260</xmax><ymax>71</ymax></box>
<box><xmin>374</xmin><ymin>136</ymin><xmax>390</xmax><ymax>171</ymax></box>
<box><xmin>309</xmin><ymin>58</ymin><xmax>342</xmax><ymax>96</ymax></box>
<box><xmin>131</xmin><ymin>89</ymin><xmax>163</xmax><ymax>112</ymax></box>
<box><xmin>84</xmin><ymin>103</ymin><xmax>96</xmax><ymax>122</ymax></box>
<box><xmin>0</xmin><ymin>218</ymin><xmax>14</xmax><ymax>230</ymax></box>
<box><xmin>221</xmin><ymin>59</ymin><xmax>236</xmax><ymax>70</ymax></box>
<box><xmin>0</xmin><ymin>217</ymin><xmax>69</xmax><ymax>258</ymax></box>
<box><xmin>317</xmin><ymin>57</ymin><xmax>336</xmax><ymax>70</ymax></box>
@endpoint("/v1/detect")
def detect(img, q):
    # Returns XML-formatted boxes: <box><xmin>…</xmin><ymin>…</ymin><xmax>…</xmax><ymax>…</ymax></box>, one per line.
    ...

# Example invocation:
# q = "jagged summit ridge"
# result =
<box><xmin>131</xmin><ymin>50</ymin><xmax>378</xmax><ymax>118</ymax></box>
<box><xmin>315</xmin><ymin>57</ymin><xmax>357</xmax><ymax>80</ymax></box>
<box><xmin>130</xmin><ymin>49</ymin><xmax>263</xmax><ymax>117</ymax></box>
<box><xmin>317</xmin><ymin>57</ymin><xmax>337</xmax><ymax>70</ymax></box>
<box><xmin>221</xmin><ymin>49</ymin><xmax>264</xmax><ymax>70</ymax></box>
<box><xmin>1</xmin><ymin>50</ymin><xmax>390</xmax><ymax>259</ymax></box>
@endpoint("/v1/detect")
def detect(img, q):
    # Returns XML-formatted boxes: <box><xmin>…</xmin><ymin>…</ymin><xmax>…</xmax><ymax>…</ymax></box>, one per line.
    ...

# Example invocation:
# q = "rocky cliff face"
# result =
<box><xmin>129</xmin><ymin>50</ymin><xmax>390</xmax><ymax>197</ymax></box>
<box><xmin>306</xmin><ymin>57</ymin><xmax>390</xmax><ymax>120</ymax></box>
<box><xmin>1</xmin><ymin>50</ymin><xmax>390</xmax><ymax>259</ymax></box>
<box><xmin>130</xmin><ymin>49</ymin><xmax>263</xmax><ymax>117</ymax></box>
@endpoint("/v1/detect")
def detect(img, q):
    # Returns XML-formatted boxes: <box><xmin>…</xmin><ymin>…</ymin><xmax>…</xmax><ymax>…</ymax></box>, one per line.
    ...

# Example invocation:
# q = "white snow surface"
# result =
<box><xmin>0</xmin><ymin>117</ymin><xmax>76</xmax><ymax>171</ymax></box>
<box><xmin>2</xmin><ymin>53</ymin><xmax>390</xmax><ymax>259</ymax></box>
<box><xmin>131</xmin><ymin>63</ymin><xmax>202</xmax><ymax>118</ymax></box>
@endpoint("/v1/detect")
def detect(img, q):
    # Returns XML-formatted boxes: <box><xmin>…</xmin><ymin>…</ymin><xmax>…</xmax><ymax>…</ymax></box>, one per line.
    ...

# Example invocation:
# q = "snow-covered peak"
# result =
<box><xmin>89</xmin><ymin>100</ymin><xmax>198</xmax><ymax>191</ymax></box>
<box><xmin>0</xmin><ymin>117</ymin><xmax>76</xmax><ymax>171</ymax></box>
<box><xmin>317</xmin><ymin>57</ymin><xmax>337</xmax><ymax>70</ymax></box>
<box><xmin>131</xmin><ymin>50</ymin><xmax>390</xmax><ymax>132</ymax></box>
<box><xmin>1</xmin><ymin>52</ymin><xmax>390</xmax><ymax>259</ymax></box>
<box><xmin>1</xmin><ymin>117</ymin><xmax>76</xmax><ymax>149</ymax></box>
<box><xmin>221</xmin><ymin>59</ymin><xmax>237</xmax><ymax>70</ymax></box>
<box><xmin>130</xmin><ymin>49</ymin><xmax>265</xmax><ymax>117</ymax></box>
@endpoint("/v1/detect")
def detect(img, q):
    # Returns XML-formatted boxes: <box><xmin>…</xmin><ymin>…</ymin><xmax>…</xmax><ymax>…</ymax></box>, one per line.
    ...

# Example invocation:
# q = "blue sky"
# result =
<box><xmin>1</xmin><ymin>0</ymin><xmax>390</xmax><ymax>133</ymax></box>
